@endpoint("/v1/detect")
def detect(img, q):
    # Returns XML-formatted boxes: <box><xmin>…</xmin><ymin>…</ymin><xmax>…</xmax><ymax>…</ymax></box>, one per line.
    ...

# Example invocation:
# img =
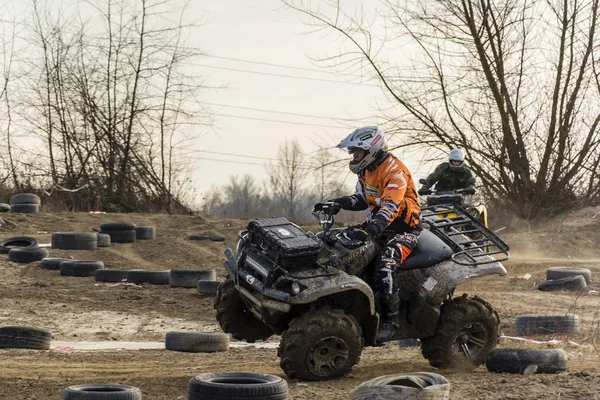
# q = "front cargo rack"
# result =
<box><xmin>421</xmin><ymin>204</ymin><xmax>510</xmax><ymax>266</ymax></box>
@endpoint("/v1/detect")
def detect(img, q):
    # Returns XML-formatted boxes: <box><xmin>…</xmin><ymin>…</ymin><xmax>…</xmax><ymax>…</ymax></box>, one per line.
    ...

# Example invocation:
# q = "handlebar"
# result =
<box><xmin>311</xmin><ymin>201</ymin><xmax>338</xmax><ymax>233</ymax></box>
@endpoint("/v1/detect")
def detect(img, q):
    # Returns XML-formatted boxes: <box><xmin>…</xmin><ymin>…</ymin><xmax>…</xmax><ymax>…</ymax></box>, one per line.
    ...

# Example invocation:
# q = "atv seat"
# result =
<box><xmin>401</xmin><ymin>229</ymin><xmax>453</xmax><ymax>270</ymax></box>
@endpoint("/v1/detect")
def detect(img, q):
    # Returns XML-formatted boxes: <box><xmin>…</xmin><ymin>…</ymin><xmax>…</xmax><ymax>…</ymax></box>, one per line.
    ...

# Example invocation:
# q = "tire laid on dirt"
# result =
<box><xmin>0</xmin><ymin>326</ymin><xmax>52</xmax><ymax>349</ymax></box>
<box><xmin>0</xmin><ymin>236</ymin><xmax>38</xmax><ymax>254</ymax></box>
<box><xmin>196</xmin><ymin>280</ymin><xmax>222</xmax><ymax>295</ymax></box>
<box><xmin>349</xmin><ymin>372</ymin><xmax>450</xmax><ymax>400</ymax></box>
<box><xmin>421</xmin><ymin>294</ymin><xmax>500</xmax><ymax>371</ymax></box>
<box><xmin>170</xmin><ymin>269</ymin><xmax>216</xmax><ymax>288</ymax></box>
<box><xmin>546</xmin><ymin>267</ymin><xmax>592</xmax><ymax>284</ymax></box>
<box><xmin>62</xmin><ymin>384</ymin><xmax>142</xmax><ymax>400</ymax></box>
<box><xmin>279</xmin><ymin>308</ymin><xmax>363</xmax><ymax>381</ymax></box>
<box><xmin>51</xmin><ymin>232</ymin><xmax>98</xmax><ymax>250</ymax></box>
<box><xmin>10</xmin><ymin>193</ymin><xmax>41</xmax><ymax>205</ymax></box>
<box><xmin>0</xmin><ymin>203</ymin><xmax>10</xmax><ymax>212</ymax></box>
<box><xmin>215</xmin><ymin>279</ymin><xmax>274</xmax><ymax>343</ymax></box>
<box><xmin>99</xmin><ymin>222</ymin><xmax>137</xmax><ymax>231</ymax></box>
<box><xmin>8</xmin><ymin>247</ymin><xmax>49</xmax><ymax>263</ymax></box>
<box><xmin>486</xmin><ymin>348</ymin><xmax>567</xmax><ymax>374</ymax></box>
<box><xmin>189</xmin><ymin>234</ymin><xmax>225</xmax><ymax>242</ymax></box>
<box><xmin>514</xmin><ymin>314</ymin><xmax>579</xmax><ymax>335</ymax></box>
<box><xmin>94</xmin><ymin>269</ymin><xmax>129</xmax><ymax>283</ymax></box>
<box><xmin>59</xmin><ymin>261</ymin><xmax>104</xmax><ymax>277</ymax></box>
<box><xmin>40</xmin><ymin>257</ymin><xmax>72</xmax><ymax>270</ymax></box>
<box><xmin>134</xmin><ymin>226</ymin><xmax>155</xmax><ymax>240</ymax></box>
<box><xmin>10</xmin><ymin>203</ymin><xmax>39</xmax><ymax>213</ymax></box>
<box><xmin>165</xmin><ymin>331</ymin><xmax>229</xmax><ymax>353</ymax></box>
<box><xmin>126</xmin><ymin>270</ymin><xmax>170</xmax><ymax>285</ymax></box>
<box><xmin>97</xmin><ymin>233</ymin><xmax>111</xmax><ymax>247</ymax></box>
<box><xmin>99</xmin><ymin>230</ymin><xmax>136</xmax><ymax>244</ymax></box>
<box><xmin>188</xmin><ymin>372</ymin><xmax>288</xmax><ymax>400</ymax></box>
<box><xmin>537</xmin><ymin>275</ymin><xmax>587</xmax><ymax>292</ymax></box>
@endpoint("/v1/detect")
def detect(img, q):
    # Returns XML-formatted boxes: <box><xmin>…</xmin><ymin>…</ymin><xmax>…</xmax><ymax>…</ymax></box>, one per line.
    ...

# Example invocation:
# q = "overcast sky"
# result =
<box><xmin>186</xmin><ymin>0</ymin><xmax>438</xmax><ymax>203</ymax></box>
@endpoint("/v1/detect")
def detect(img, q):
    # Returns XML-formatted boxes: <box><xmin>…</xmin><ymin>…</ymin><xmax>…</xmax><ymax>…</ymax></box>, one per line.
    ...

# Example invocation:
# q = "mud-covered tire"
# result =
<box><xmin>165</xmin><ymin>331</ymin><xmax>229</xmax><ymax>353</ymax></box>
<box><xmin>536</xmin><ymin>275</ymin><xmax>587</xmax><ymax>292</ymax></box>
<box><xmin>421</xmin><ymin>294</ymin><xmax>499</xmax><ymax>371</ymax></box>
<box><xmin>546</xmin><ymin>267</ymin><xmax>592</xmax><ymax>284</ymax></box>
<box><xmin>279</xmin><ymin>308</ymin><xmax>363</xmax><ymax>381</ymax></box>
<box><xmin>215</xmin><ymin>279</ymin><xmax>274</xmax><ymax>343</ymax></box>
<box><xmin>514</xmin><ymin>314</ymin><xmax>579</xmax><ymax>335</ymax></box>
<box><xmin>486</xmin><ymin>348</ymin><xmax>567</xmax><ymax>374</ymax></box>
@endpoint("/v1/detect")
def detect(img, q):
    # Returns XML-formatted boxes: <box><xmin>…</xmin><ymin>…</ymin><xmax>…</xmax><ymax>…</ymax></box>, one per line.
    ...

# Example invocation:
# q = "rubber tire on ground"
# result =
<box><xmin>0</xmin><ymin>203</ymin><xmax>10</xmax><ymax>212</ymax></box>
<box><xmin>514</xmin><ymin>314</ymin><xmax>579</xmax><ymax>335</ymax></box>
<box><xmin>97</xmin><ymin>233</ymin><xmax>111</xmax><ymax>247</ymax></box>
<box><xmin>51</xmin><ymin>232</ymin><xmax>98</xmax><ymax>250</ymax></box>
<box><xmin>421</xmin><ymin>294</ymin><xmax>500</xmax><ymax>371</ymax></box>
<box><xmin>188</xmin><ymin>372</ymin><xmax>288</xmax><ymax>400</ymax></box>
<box><xmin>40</xmin><ymin>257</ymin><xmax>72</xmax><ymax>270</ymax></box>
<box><xmin>165</xmin><ymin>331</ymin><xmax>230</xmax><ymax>353</ymax></box>
<box><xmin>0</xmin><ymin>236</ymin><xmax>38</xmax><ymax>254</ymax></box>
<box><xmin>94</xmin><ymin>269</ymin><xmax>130</xmax><ymax>283</ymax></box>
<box><xmin>215</xmin><ymin>278</ymin><xmax>274</xmax><ymax>343</ymax></box>
<box><xmin>349</xmin><ymin>372</ymin><xmax>450</xmax><ymax>400</ymax></box>
<box><xmin>279</xmin><ymin>308</ymin><xmax>363</xmax><ymax>381</ymax></box>
<box><xmin>196</xmin><ymin>280</ymin><xmax>222</xmax><ymax>295</ymax></box>
<box><xmin>546</xmin><ymin>267</ymin><xmax>592</xmax><ymax>284</ymax></box>
<box><xmin>8</xmin><ymin>247</ymin><xmax>49</xmax><ymax>263</ymax></box>
<box><xmin>99</xmin><ymin>230</ymin><xmax>136</xmax><ymax>244</ymax></box>
<box><xmin>60</xmin><ymin>261</ymin><xmax>104</xmax><ymax>277</ymax></box>
<box><xmin>62</xmin><ymin>384</ymin><xmax>142</xmax><ymax>400</ymax></box>
<box><xmin>134</xmin><ymin>226</ymin><xmax>155</xmax><ymax>240</ymax></box>
<box><xmin>537</xmin><ymin>275</ymin><xmax>587</xmax><ymax>292</ymax></box>
<box><xmin>486</xmin><ymin>348</ymin><xmax>567</xmax><ymax>374</ymax></box>
<box><xmin>10</xmin><ymin>193</ymin><xmax>41</xmax><ymax>205</ymax></box>
<box><xmin>99</xmin><ymin>222</ymin><xmax>137</xmax><ymax>231</ymax></box>
<box><xmin>0</xmin><ymin>326</ymin><xmax>52</xmax><ymax>349</ymax></box>
<box><xmin>10</xmin><ymin>203</ymin><xmax>39</xmax><ymax>213</ymax></box>
<box><xmin>170</xmin><ymin>269</ymin><xmax>216</xmax><ymax>288</ymax></box>
<box><xmin>189</xmin><ymin>235</ymin><xmax>225</xmax><ymax>242</ymax></box>
<box><xmin>126</xmin><ymin>270</ymin><xmax>170</xmax><ymax>285</ymax></box>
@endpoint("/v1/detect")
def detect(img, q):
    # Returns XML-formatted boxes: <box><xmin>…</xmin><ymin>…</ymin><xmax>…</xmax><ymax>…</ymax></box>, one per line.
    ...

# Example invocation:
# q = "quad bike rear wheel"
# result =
<box><xmin>279</xmin><ymin>308</ymin><xmax>363</xmax><ymax>381</ymax></box>
<box><xmin>421</xmin><ymin>294</ymin><xmax>499</xmax><ymax>371</ymax></box>
<box><xmin>214</xmin><ymin>279</ymin><xmax>274</xmax><ymax>343</ymax></box>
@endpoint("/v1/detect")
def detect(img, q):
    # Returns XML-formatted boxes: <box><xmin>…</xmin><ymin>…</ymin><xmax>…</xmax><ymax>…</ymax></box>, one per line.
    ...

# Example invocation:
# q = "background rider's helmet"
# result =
<box><xmin>337</xmin><ymin>126</ymin><xmax>387</xmax><ymax>174</ymax></box>
<box><xmin>448</xmin><ymin>148</ymin><xmax>465</xmax><ymax>171</ymax></box>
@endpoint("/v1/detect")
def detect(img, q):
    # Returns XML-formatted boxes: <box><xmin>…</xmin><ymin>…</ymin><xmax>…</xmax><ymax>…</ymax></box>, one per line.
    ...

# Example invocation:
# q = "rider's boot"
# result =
<box><xmin>376</xmin><ymin>291</ymin><xmax>400</xmax><ymax>343</ymax></box>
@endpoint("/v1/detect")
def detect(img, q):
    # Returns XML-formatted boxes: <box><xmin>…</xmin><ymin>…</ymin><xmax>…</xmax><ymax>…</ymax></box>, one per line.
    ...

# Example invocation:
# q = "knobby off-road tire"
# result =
<box><xmin>215</xmin><ymin>279</ymin><xmax>273</xmax><ymax>343</ymax></box>
<box><xmin>62</xmin><ymin>384</ymin><xmax>142</xmax><ymax>400</ymax></box>
<box><xmin>421</xmin><ymin>294</ymin><xmax>499</xmax><ymax>371</ymax></box>
<box><xmin>279</xmin><ymin>308</ymin><xmax>363</xmax><ymax>381</ymax></box>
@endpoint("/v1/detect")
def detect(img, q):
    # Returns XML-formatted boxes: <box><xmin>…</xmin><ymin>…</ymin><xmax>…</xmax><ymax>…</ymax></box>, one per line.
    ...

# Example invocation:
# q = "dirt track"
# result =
<box><xmin>1</xmin><ymin>211</ymin><xmax>600</xmax><ymax>399</ymax></box>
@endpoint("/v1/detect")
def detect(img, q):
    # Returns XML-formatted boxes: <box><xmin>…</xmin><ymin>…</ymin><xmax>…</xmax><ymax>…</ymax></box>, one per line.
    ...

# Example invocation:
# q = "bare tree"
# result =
<box><xmin>283</xmin><ymin>0</ymin><xmax>600</xmax><ymax>218</ymax></box>
<box><xmin>267</xmin><ymin>139</ymin><xmax>309</xmax><ymax>219</ymax></box>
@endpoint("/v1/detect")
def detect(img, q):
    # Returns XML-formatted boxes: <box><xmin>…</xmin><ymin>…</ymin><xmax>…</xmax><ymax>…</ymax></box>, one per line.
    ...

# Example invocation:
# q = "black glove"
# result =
<box><xmin>328</xmin><ymin>197</ymin><xmax>353</xmax><ymax>209</ymax></box>
<box><xmin>418</xmin><ymin>186</ymin><xmax>431</xmax><ymax>196</ymax></box>
<box><xmin>348</xmin><ymin>223</ymin><xmax>379</xmax><ymax>242</ymax></box>
<box><xmin>313</xmin><ymin>202</ymin><xmax>341</xmax><ymax>214</ymax></box>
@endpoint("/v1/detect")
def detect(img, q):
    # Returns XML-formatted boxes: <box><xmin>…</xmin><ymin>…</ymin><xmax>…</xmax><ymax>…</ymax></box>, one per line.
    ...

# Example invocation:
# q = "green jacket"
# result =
<box><xmin>424</xmin><ymin>163</ymin><xmax>475</xmax><ymax>192</ymax></box>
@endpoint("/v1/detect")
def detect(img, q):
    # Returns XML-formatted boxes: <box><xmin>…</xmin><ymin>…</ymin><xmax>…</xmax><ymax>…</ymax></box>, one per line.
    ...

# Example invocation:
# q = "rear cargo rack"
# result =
<box><xmin>422</xmin><ymin>204</ymin><xmax>510</xmax><ymax>266</ymax></box>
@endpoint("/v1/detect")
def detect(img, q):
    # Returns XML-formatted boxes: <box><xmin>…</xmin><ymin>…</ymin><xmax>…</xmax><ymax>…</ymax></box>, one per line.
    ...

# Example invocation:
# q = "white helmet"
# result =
<box><xmin>337</xmin><ymin>126</ymin><xmax>387</xmax><ymax>174</ymax></box>
<box><xmin>448</xmin><ymin>148</ymin><xmax>465</xmax><ymax>171</ymax></box>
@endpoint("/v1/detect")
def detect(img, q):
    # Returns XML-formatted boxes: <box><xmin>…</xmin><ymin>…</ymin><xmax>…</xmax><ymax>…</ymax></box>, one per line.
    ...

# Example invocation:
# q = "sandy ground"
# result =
<box><xmin>1</xmin><ymin>210</ymin><xmax>600</xmax><ymax>399</ymax></box>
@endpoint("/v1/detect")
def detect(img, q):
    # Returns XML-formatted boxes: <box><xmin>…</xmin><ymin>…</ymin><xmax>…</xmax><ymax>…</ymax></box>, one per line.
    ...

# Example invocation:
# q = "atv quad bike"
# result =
<box><xmin>418</xmin><ymin>178</ymin><xmax>488</xmax><ymax>228</ymax></box>
<box><xmin>214</xmin><ymin>203</ymin><xmax>510</xmax><ymax>381</ymax></box>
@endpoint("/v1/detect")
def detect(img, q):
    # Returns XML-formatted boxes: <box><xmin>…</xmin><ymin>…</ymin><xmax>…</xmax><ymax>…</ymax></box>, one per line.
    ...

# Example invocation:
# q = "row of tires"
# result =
<box><xmin>0</xmin><ymin>193</ymin><xmax>42</xmax><ymax>213</ymax></box>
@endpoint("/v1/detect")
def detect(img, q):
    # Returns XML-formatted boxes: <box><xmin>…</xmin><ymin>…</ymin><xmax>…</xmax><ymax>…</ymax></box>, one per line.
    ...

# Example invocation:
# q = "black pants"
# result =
<box><xmin>372</xmin><ymin>230</ymin><xmax>420</xmax><ymax>295</ymax></box>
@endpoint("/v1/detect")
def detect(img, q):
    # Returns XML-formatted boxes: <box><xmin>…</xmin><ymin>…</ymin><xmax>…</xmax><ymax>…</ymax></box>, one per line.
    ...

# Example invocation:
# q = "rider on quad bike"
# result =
<box><xmin>314</xmin><ymin>126</ymin><xmax>421</xmax><ymax>343</ymax></box>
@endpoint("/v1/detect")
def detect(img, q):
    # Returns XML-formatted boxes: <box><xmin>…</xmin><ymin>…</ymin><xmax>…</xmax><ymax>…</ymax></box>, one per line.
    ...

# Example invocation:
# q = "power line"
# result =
<box><xmin>213</xmin><ymin>113</ymin><xmax>348</xmax><ymax>129</ymax></box>
<box><xmin>185</xmin><ymin>154</ymin><xmax>319</xmax><ymax>169</ymax></box>
<box><xmin>175</xmin><ymin>147</ymin><xmax>279</xmax><ymax>161</ymax></box>
<box><xmin>203</xmin><ymin>101</ymin><xmax>370</xmax><ymax>122</ymax></box>
<box><xmin>194</xmin><ymin>63</ymin><xmax>380</xmax><ymax>87</ymax></box>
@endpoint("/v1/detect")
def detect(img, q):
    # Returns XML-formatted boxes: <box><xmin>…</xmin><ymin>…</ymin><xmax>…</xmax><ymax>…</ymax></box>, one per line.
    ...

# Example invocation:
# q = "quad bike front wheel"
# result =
<box><xmin>279</xmin><ymin>308</ymin><xmax>363</xmax><ymax>381</ymax></box>
<box><xmin>421</xmin><ymin>294</ymin><xmax>499</xmax><ymax>371</ymax></box>
<box><xmin>214</xmin><ymin>278</ymin><xmax>274</xmax><ymax>343</ymax></box>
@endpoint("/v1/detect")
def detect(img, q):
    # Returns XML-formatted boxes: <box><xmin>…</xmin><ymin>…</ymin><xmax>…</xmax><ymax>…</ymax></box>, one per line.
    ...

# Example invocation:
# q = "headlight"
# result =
<box><xmin>276</xmin><ymin>280</ymin><xmax>305</xmax><ymax>296</ymax></box>
<box><xmin>291</xmin><ymin>282</ymin><xmax>300</xmax><ymax>295</ymax></box>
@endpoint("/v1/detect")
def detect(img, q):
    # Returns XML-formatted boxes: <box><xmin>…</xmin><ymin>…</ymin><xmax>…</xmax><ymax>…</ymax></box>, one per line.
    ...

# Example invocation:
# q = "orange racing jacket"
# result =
<box><xmin>340</xmin><ymin>153</ymin><xmax>421</xmax><ymax>235</ymax></box>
